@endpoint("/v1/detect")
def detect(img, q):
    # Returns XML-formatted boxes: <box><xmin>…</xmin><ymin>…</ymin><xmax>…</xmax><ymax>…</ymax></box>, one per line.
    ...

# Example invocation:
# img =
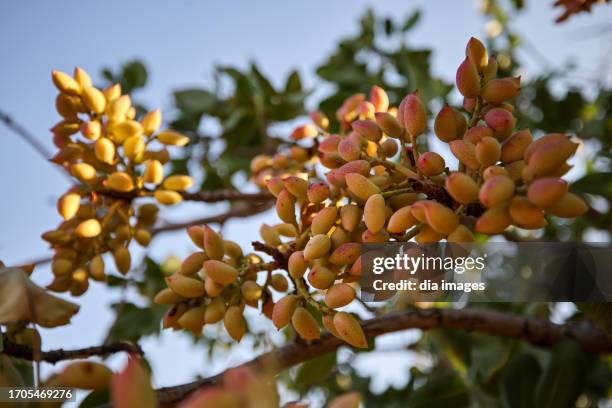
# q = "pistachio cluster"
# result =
<box><xmin>43</xmin><ymin>67</ymin><xmax>192</xmax><ymax>295</ymax></box>
<box><xmin>250</xmin><ymin>37</ymin><xmax>585</xmax><ymax>345</ymax></box>
<box><xmin>154</xmin><ymin>225</ymin><xmax>288</xmax><ymax>341</ymax></box>
<box><xmin>157</xmin><ymin>38</ymin><xmax>586</xmax><ymax>348</ymax></box>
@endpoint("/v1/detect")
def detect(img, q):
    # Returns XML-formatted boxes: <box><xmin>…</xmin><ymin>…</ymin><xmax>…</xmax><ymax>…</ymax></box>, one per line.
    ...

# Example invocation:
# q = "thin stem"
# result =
<box><xmin>94</xmin><ymin>188</ymin><xmax>273</xmax><ymax>204</ymax></box>
<box><xmin>295</xmin><ymin>277</ymin><xmax>332</xmax><ymax>315</ymax></box>
<box><xmin>153</xmin><ymin>201</ymin><xmax>274</xmax><ymax>235</ymax></box>
<box><xmin>0</xmin><ymin>110</ymin><xmax>54</xmax><ymax>159</ymax></box>
<box><xmin>0</xmin><ymin>109</ymin><xmax>72</xmax><ymax>181</ymax></box>
<box><xmin>468</xmin><ymin>97</ymin><xmax>483</xmax><ymax>128</ymax></box>
<box><xmin>368</xmin><ymin>157</ymin><xmax>419</xmax><ymax>180</ymax></box>
<box><xmin>404</xmin><ymin>129</ymin><xmax>420</xmax><ymax>163</ymax></box>
<box><xmin>454</xmin><ymin>204</ymin><xmax>466</xmax><ymax>215</ymax></box>
<box><xmin>100</xmin><ymin>200</ymin><xmax>123</xmax><ymax>229</ymax></box>
<box><xmin>461</xmin><ymin>97</ymin><xmax>484</xmax><ymax>174</ymax></box>
<box><xmin>381</xmin><ymin>187</ymin><xmax>415</xmax><ymax>198</ymax></box>
<box><xmin>401</xmin><ymin>224</ymin><xmax>421</xmax><ymax>241</ymax></box>
<box><xmin>0</xmin><ymin>338</ymin><xmax>143</xmax><ymax>364</ymax></box>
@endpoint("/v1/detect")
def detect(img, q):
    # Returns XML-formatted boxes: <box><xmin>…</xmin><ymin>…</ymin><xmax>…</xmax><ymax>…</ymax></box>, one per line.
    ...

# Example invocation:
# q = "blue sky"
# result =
<box><xmin>1</xmin><ymin>0</ymin><xmax>611</xmax><ymax>400</ymax></box>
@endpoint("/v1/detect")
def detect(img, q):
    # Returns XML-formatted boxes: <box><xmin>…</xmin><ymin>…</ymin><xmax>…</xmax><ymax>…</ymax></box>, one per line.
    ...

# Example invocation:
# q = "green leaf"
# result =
<box><xmin>429</xmin><ymin>328</ymin><xmax>472</xmax><ymax>374</ymax></box>
<box><xmin>217</xmin><ymin>153</ymin><xmax>252</xmax><ymax>175</ymax></box>
<box><xmin>0</xmin><ymin>355</ymin><xmax>32</xmax><ymax>387</ymax></box>
<box><xmin>174</xmin><ymin>89</ymin><xmax>218</xmax><ymax>114</ymax></box>
<box><xmin>250</xmin><ymin>63</ymin><xmax>277</xmax><ymax>98</ymax></box>
<box><xmin>501</xmin><ymin>353</ymin><xmax>541</xmax><ymax>408</ymax></box>
<box><xmin>516</xmin><ymin>78</ymin><xmax>586</xmax><ymax>133</ymax></box>
<box><xmin>100</xmin><ymin>60</ymin><xmax>147</xmax><ymax>95</ymax></box>
<box><xmin>170</xmin><ymin>112</ymin><xmax>203</xmax><ymax>133</ymax></box>
<box><xmin>358</xmin><ymin>9</ymin><xmax>375</xmax><ymax>46</ymax></box>
<box><xmin>534</xmin><ymin>340</ymin><xmax>591</xmax><ymax>408</ymax></box>
<box><xmin>469</xmin><ymin>338</ymin><xmax>513</xmax><ymax>387</ymax></box>
<box><xmin>407</xmin><ymin>373</ymin><xmax>470</xmax><ymax>407</ymax></box>
<box><xmin>584</xmin><ymin>359</ymin><xmax>612</xmax><ymax>397</ymax></box>
<box><xmin>390</xmin><ymin>48</ymin><xmax>437</xmax><ymax>100</ymax></box>
<box><xmin>316</xmin><ymin>63</ymin><xmax>369</xmax><ymax>86</ymax></box>
<box><xmin>121</xmin><ymin>61</ymin><xmax>148</xmax><ymax>92</ymax></box>
<box><xmin>470</xmin><ymin>387</ymin><xmax>501</xmax><ymax>407</ymax></box>
<box><xmin>383</xmin><ymin>18</ymin><xmax>394</xmax><ymax>36</ymax></box>
<box><xmin>139</xmin><ymin>257</ymin><xmax>167</xmax><ymax>299</ymax></box>
<box><xmin>201</xmin><ymin>165</ymin><xmax>226</xmax><ymax>191</ymax></box>
<box><xmin>222</xmin><ymin>108</ymin><xmax>251</xmax><ymax>133</ymax></box>
<box><xmin>101</xmin><ymin>68</ymin><xmax>114</xmax><ymax>82</ymax></box>
<box><xmin>106</xmin><ymin>302</ymin><xmax>166</xmax><ymax>342</ymax></box>
<box><xmin>285</xmin><ymin>70</ymin><xmax>302</xmax><ymax>93</ymax></box>
<box><xmin>294</xmin><ymin>352</ymin><xmax>336</xmax><ymax>393</ymax></box>
<box><xmin>402</xmin><ymin>10</ymin><xmax>422</xmax><ymax>32</ymax></box>
<box><xmin>170</xmin><ymin>157</ymin><xmax>190</xmax><ymax>177</ymax></box>
<box><xmin>106</xmin><ymin>275</ymin><xmax>130</xmax><ymax>287</ymax></box>
<box><xmin>79</xmin><ymin>388</ymin><xmax>110</xmax><ymax>408</ymax></box>
<box><xmin>217</xmin><ymin>66</ymin><xmax>254</xmax><ymax>104</ymax></box>
<box><xmin>572</xmin><ymin>173</ymin><xmax>612</xmax><ymax>199</ymax></box>
<box><xmin>575</xmin><ymin>302</ymin><xmax>612</xmax><ymax>335</ymax></box>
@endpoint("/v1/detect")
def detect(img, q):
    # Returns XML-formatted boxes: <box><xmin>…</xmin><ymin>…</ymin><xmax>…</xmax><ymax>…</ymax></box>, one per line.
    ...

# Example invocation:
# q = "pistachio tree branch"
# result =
<box><xmin>155</xmin><ymin>307</ymin><xmax>612</xmax><ymax>404</ymax></box>
<box><xmin>180</xmin><ymin>190</ymin><xmax>273</xmax><ymax>203</ymax></box>
<box><xmin>0</xmin><ymin>336</ymin><xmax>143</xmax><ymax>364</ymax></box>
<box><xmin>22</xmin><ymin>199</ymin><xmax>274</xmax><ymax>266</ymax></box>
<box><xmin>152</xmin><ymin>200</ymin><xmax>274</xmax><ymax>234</ymax></box>
<box><xmin>0</xmin><ymin>109</ymin><xmax>72</xmax><ymax>181</ymax></box>
<box><xmin>367</xmin><ymin>156</ymin><xmax>485</xmax><ymax>216</ymax></box>
<box><xmin>0</xmin><ymin>111</ymin><xmax>273</xmax><ymax>204</ymax></box>
<box><xmin>0</xmin><ymin>110</ymin><xmax>54</xmax><ymax>160</ymax></box>
<box><xmin>251</xmin><ymin>241</ymin><xmax>289</xmax><ymax>269</ymax></box>
<box><xmin>94</xmin><ymin>187</ymin><xmax>273</xmax><ymax>204</ymax></box>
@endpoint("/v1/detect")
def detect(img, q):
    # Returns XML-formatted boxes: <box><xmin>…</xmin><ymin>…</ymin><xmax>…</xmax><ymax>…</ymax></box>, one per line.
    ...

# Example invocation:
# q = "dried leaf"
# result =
<box><xmin>0</xmin><ymin>267</ymin><xmax>79</xmax><ymax>328</ymax></box>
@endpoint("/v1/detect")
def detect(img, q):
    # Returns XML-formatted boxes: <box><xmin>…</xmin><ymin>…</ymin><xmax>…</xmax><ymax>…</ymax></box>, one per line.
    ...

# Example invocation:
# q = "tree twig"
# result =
<box><xmin>154</xmin><ymin>307</ymin><xmax>612</xmax><ymax>404</ymax></box>
<box><xmin>20</xmin><ymin>200</ymin><xmax>275</xmax><ymax>267</ymax></box>
<box><xmin>0</xmin><ymin>110</ymin><xmax>53</xmax><ymax>160</ymax></box>
<box><xmin>94</xmin><ymin>188</ymin><xmax>273</xmax><ymax>204</ymax></box>
<box><xmin>355</xmin><ymin>297</ymin><xmax>378</xmax><ymax>314</ymax></box>
<box><xmin>152</xmin><ymin>201</ymin><xmax>274</xmax><ymax>235</ymax></box>
<box><xmin>0</xmin><ymin>109</ymin><xmax>72</xmax><ymax>181</ymax></box>
<box><xmin>251</xmin><ymin>241</ymin><xmax>289</xmax><ymax>269</ymax></box>
<box><xmin>0</xmin><ymin>336</ymin><xmax>143</xmax><ymax>364</ymax></box>
<box><xmin>180</xmin><ymin>190</ymin><xmax>273</xmax><ymax>203</ymax></box>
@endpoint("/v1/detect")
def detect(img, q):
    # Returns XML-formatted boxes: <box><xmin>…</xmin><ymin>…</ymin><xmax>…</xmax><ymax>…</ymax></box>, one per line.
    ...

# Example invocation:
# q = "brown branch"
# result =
<box><xmin>155</xmin><ymin>307</ymin><xmax>612</xmax><ymax>404</ymax></box>
<box><xmin>0</xmin><ymin>109</ymin><xmax>72</xmax><ymax>181</ymax></box>
<box><xmin>369</xmin><ymin>157</ymin><xmax>484</xmax><ymax>217</ymax></box>
<box><xmin>180</xmin><ymin>190</ymin><xmax>273</xmax><ymax>203</ymax></box>
<box><xmin>0</xmin><ymin>110</ymin><xmax>54</xmax><ymax>159</ymax></box>
<box><xmin>21</xmin><ymin>196</ymin><xmax>274</xmax><ymax>266</ymax></box>
<box><xmin>152</xmin><ymin>200</ymin><xmax>274</xmax><ymax>235</ymax></box>
<box><xmin>406</xmin><ymin>178</ymin><xmax>484</xmax><ymax>217</ymax></box>
<box><xmin>252</xmin><ymin>241</ymin><xmax>289</xmax><ymax>269</ymax></box>
<box><xmin>1</xmin><ymin>336</ymin><xmax>143</xmax><ymax>364</ymax></box>
<box><xmin>95</xmin><ymin>188</ymin><xmax>273</xmax><ymax>204</ymax></box>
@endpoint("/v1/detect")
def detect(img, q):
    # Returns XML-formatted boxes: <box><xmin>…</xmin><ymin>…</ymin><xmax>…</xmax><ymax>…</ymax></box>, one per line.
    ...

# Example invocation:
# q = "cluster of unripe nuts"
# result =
<box><xmin>241</xmin><ymin>37</ymin><xmax>587</xmax><ymax>345</ymax></box>
<box><xmin>154</xmin><ymin>223</ymin><xmax>368</xmax><ymax>347</ymax></box>
<box><xmin>154</xmin><ymin>225</ymin><xmax>272</xmax><ymax>340</ymax></box>
<box><xmin>43</xmin><ymin>67</ymin><xmax>192</xmax><ymax>295</ymax></box>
